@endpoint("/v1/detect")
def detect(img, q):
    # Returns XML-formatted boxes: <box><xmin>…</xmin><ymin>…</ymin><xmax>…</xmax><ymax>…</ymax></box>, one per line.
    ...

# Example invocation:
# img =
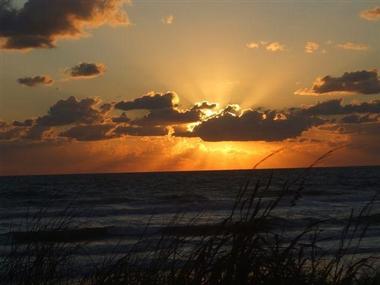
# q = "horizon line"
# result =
<box><xmin>1</xmin><ymin>163</ymin><xmax>379</xmax><ymax>178</ymax></box>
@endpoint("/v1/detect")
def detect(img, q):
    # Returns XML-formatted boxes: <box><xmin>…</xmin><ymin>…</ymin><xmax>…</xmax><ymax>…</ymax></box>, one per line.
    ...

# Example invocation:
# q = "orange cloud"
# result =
<box><xmin>246</xmin><ymin>42</ymin><xmax>259</xmax><ymax>49</ymax></box>
<box><xmin>336</xmin><ymin>42</ymin><xmax>369</xmax><ymax>51</ymax></box>
<box><xmin>265</xmin><ymin>42</ymin><xmax>285</xmax><ymax>52</ymax></box>
<box><xmin>305</xmin><ymin>41</ymin><xmax>319</xmax><ymax>54</ymax></box>
<box><xmin>245</xmin><ymin>41</ymin><xmax>285</xmax><ymax>52</ymax></box>
<box><xmin>162</xmin><ymin>15</ymin><xmax>174</xmax><ymax>25</ymax></box>
<box><xmin>360</xmin><ymin>6</ymin><xmax>380</xmax><ymax>21</ymax></box>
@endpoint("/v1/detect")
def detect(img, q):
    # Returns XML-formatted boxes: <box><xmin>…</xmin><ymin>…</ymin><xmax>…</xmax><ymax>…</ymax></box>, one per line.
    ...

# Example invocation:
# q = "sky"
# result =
<box><xmin>0</xmin><ymin>0</ymin><xmax>380</xmax><ymax>176</ymax></box>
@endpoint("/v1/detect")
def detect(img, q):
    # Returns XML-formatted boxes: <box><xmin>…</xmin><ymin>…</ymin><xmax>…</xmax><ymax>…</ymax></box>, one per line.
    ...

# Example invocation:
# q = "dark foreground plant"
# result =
<box><xmin>0</xmin><ymin>206</ymin><xmax>80</xmax><ymax>285</ymax></box>
<box><xmin>1</xmin><ymin>150</ymin><xmax>379</xmax><ymax>285</ymax></box>
<box><xmin>85</xmin><ymin>182</ymin><xmax>378</xmax><ymax>284</ymax></box>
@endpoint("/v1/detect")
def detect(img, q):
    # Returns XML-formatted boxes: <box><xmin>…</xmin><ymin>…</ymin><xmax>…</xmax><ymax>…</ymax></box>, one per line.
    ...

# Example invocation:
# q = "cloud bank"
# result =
<box><xmin>175</xmin><ymin>108</ymin><xmax>323</xmax><ymax>142</ymax></box>
<box><xmin>1</xmin><ymin>89</ymin><xmax>379</xmax><ymax>144</ymax></box>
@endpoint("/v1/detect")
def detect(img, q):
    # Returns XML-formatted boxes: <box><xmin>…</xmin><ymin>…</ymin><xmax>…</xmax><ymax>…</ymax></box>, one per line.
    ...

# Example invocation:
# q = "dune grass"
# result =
<box><xmin>83</xmin><ymin>171</ymin><xmax>378</xmax><ymax>285</ymax></box>
<box><xmin>1</xmin><ymin>151</ymin><xmax>379</xmax><ymax>284</ymax></box>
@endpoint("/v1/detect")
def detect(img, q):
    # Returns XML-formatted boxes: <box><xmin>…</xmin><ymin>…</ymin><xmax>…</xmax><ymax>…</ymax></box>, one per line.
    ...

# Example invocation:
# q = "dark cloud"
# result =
<box><xmin>60</xmin><ymin>124</ymin><xmax>114</xmax><ymax>141</ymax></box>
<box><xmin>115</xmin><ymin>92</ymin><xmax>179</xmax><ymax>111</ymax></box>
<box><xmin>302</xmin><ymin>99</ymin><xmax>380</xmax><ymax>116</ymax></box>
<box><xmin>24</xmin><ymin>125</ymin><xmax>51</xmax><ymax>140</ymax></box>
<box><xmin>132</xmin><ymin>108</ymin><xmax>201</xmax><ymax>126</ymax></box>
<box><xmin>341</xmin><ymin>114</ymin><xmax>361</xmax><ymax>124</ymax></box>
<box><xmin>0</xmin><ymin>0</ymin><xmax>128</xmax><ymax>50</ymax></box>
<box><xmin>344</xmin><ymin>100</ymin><xmax>380</xmax><ymax>114</ymax></box>
<box><xmin>36</xmin><ymin>96</ymin><xmax>105</xmax><ymax>126</ymax></box>
<box><xmin>13</xmin><ymin>119</ymin><xmax>33</xmax><ymax>127</ymax></box>
<box><xmin>0</xmin><ymin>121</ymin><xmax>51</xmax><ymax>141</ymax></box>
<box><xmin>112</xmin><ymin>112</ymin><xmax>130</xmax><ymax>123</ymax></box>
<box><xmin>301</xmin><ymin>100</ymin><xmax>343</xmax><ymax>116</ymax></box>
<box><xmin>113</xmin><ymin>125</ymin><xmax>168</xmax><ymax>137</ymax></box>
<box><xmin>341</xmin><ymin>114</ymin><xmax>379</xmax><ymax>124</ymax></box>
<box><xmin>117</xmin><ymin>93</ymin><xmax>214</xmax><ymax>126</ymax></box>
<box><xmin>17</xmin><ymin>75</ymin><xmax>53</xmax><ymax>87</ymax></box>
<box><xmin>67</xmin><ymin>62</ymin><xmax>106</xmax><ymax>79</ymax></box>
<box><xmin>175</xmin><ymin>108</ymin><xmax>324</xmax><ymax>142</ymax></box>
<box><xmin>0</xmin><ymin>120</ymin><xmax>23</xmax><ymax>140</ymax></box>
<box><xmin>296</xmin><ymin>70</ymin><xmax>380</xmax><ymax>95</ymax></box>
<box><xmin>0</xmin><ymin>126</ymin><xmax>24</xmax><ymax>140</ymax></box>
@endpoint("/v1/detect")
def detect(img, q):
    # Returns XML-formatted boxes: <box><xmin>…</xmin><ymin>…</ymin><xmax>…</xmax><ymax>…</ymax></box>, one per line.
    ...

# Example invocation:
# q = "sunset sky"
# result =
<box><xmin>0</xmin><ymin>0</ymin><xmax>380</xmax><ymax>175</ymax></box>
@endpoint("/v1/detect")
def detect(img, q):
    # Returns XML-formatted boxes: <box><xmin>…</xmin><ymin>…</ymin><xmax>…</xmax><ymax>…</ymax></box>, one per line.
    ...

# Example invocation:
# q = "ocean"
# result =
<box><xmin>1</xmin><ymin>166</ymin><xmax>380</xmax><ymax>275</ymax></box>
